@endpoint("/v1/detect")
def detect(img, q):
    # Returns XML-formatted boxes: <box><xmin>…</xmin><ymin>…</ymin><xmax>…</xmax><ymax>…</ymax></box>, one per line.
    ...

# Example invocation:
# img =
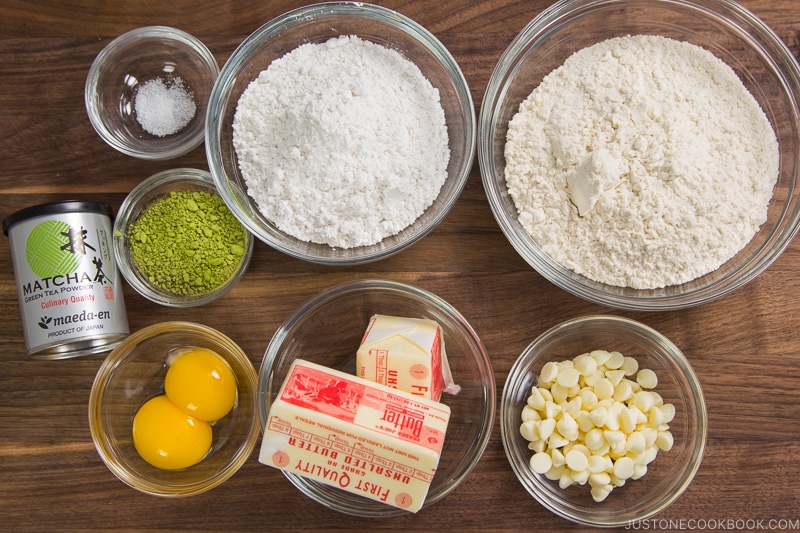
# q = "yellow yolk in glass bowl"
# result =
<box><xmin>165</xmin><ymin>348</ymin><xmax>237</xmax><ymax>422</ymax></box>
<box><xmin>132</xmin><ymin>395</ymin><xmax>212</xmax><ymax>470</ymax></box>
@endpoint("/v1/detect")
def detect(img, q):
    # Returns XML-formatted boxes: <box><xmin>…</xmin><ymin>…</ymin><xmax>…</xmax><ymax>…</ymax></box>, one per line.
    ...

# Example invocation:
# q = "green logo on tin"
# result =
<box><xmin>26</xmin><ymin>220</ymin><xmax>95</xmax><ymax>278</ymax></box>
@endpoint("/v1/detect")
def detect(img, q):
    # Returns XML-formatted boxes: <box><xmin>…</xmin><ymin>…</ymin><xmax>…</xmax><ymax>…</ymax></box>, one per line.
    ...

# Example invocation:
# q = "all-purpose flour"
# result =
<box><xmin>505</xmin><ymin>35</ymin><xmax>779</xmax><ymax>289</ymax></box>
<box><xmin>232</xmin><ymin>35</ymin><xmax>449</xmax><ymax>249</ymax></box>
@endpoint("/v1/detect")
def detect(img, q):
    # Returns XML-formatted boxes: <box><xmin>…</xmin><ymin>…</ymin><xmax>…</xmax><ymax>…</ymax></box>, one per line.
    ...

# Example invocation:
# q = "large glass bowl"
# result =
<box><xmin>257</xmin><ymin>278</ymin><xmax>495</xmax><ymax>516</ymax></box>
<box><xmin>501</xmin><ymin>315</ymin><xmax>707</xmax><ymax>527</ymax></box>
<box><xmin>479</xmin><ymin>0</ymin><xmax>800</xmax><ymax>310</ymax></box>
<box><xmin>206</xmin><ymin>2</ymin><xmax>476</xmax><ymax>264</ymax></box>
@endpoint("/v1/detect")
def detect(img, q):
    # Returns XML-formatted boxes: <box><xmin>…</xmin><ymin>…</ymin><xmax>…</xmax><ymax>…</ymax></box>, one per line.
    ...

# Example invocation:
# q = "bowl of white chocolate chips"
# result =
<box><xmin>501</xmin><ymin>315</ymin><xmax>707</xmax><ymax>527</ymax></box>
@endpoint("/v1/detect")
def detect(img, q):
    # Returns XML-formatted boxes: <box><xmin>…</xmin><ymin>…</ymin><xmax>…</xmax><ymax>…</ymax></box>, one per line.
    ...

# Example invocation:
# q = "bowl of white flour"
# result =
<box><xmin>479</xmin><ymin>0</ymin><xmax>800</xmax><ymax>311</ymax></box>
<box><xmin>206</xmin><ymin>2</ymin><xmax>476</xmax><ymax>264</ymax></box>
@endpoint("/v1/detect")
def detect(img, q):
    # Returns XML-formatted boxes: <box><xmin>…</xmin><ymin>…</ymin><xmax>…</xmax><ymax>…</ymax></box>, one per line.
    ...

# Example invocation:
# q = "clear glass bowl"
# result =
<box><xmin>501</xmin><ymin>315</ymin><xmax>707</xmax><ymax>527</ymax></box>
<box><xmin>479</xmin><ymin>0</ymin><xmax>800</xmax><ymax>310</ymax></box>
<box><xmin>113</xmin><ymin>168</ymin><xmax>254</xmax><ymax>307</ymax></box>
<box><xmin>206</xmin><ymin>2</ymin><xmax>476</xmax><ymax>264</ymax></box>
<box><xmin>88</xmin><ymin>321</ymin><xmax>259</xmax><ymax>497</ymax></box>
<box><xmin>85</xmin><ymin>26</ymin><xmax>219</xmax><ymax>160</ymax></box>
<box><xmin>257</xmin><ymin>278</ymin><xmax>495</xmax><ymax>516</ymax></box>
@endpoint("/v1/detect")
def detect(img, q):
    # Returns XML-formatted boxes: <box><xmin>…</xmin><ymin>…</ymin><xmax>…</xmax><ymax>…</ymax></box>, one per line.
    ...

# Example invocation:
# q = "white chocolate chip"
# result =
<box><xmin>605</xmin><ymin>369</ymin><xmax>626</xmax><ymax>386</ymax></box>
<box><xmin>656</xmin><ymin>430</ymin><xmax>674</xmax><ymax>451</ymax></box>
<box><xmin>557</xmin><ymin>412</ymin><xmax>579</xmax><ymax>441</ymax></box>
<box><xmin>605</xmin><ymin>351</ymin><xmax>625</xmax><ymax>369</ymax></box>
<box><xmin>613</xmin><ymin>379</ymin><xmax>634</xmax><ymax>402</ymax></box>
<box><xmin>557</xmin><ymin>366</ymin><xmax>581</xmax><ymax>388</ymax></box>
<box><xmin>530</xmin><ymin>452</ymin><xmax>553</xmax><ymax>474</ymax></box>
<box><xmin>631</xmin><ymin>391</ymin><xmax>656</xmax><ymax>412</ymax></box>
<box><xmin>591</xmin><ymin>485</ymin><xmax>612</xmax><ymax>502</ymax></box>
<box><xmin>613</xmin><ymin>456</ymin><xmax>635</xmax><ymax>480</ymax></box>
<box><xmin>520</xmin><ymin>420</ymin><xmax>538</xmax><ymax>441</ymax></box>
<box><xmin>590</xmin><ymin>349</ymin><xmax>612</xmax><ymax>366</ymax></box>
<box><xmin>589</xmin><ymin>406</ymin><xmax>608</xmax><ymax>427</ymax></box>
<box><xmin>551</xmin><ymin>383</ymin><xmax>569</xmax><ymax>404</ymax></box>
<box><xmin>637</xmin><ymin>368</ymin><xmax>658</xmax><ymax>389</ymax></box>
<box><xmin>575</xmin><ymin>353</ymin><xmax>598</xmax><ymax>376</ymax></box>
<box><xmin>540</xmin><ymin>361</ymin><xmax>559</xmax><ymax>383</ymax></box>
<box><xmin>545</xmin><ymin>465</ymin><xmax>564</xmax><ymax>481</ymax></box>
<box><xmin>627</xmin><ymin>431</ymin><xmax>647</xmax><ymax>454</ymax></box>
<box><xmin>621</xmin><ymin>356</ymin><xmax>639</xmax><ymax>376</ymax></box>
<box><xmin>584</xmin><ymin>368</ymin><xmax>605</xmax><ymax>387</ymax></box>
<box><xmin>537</xmin><ymin>418</ymin><xmax>556</xmax><ymax>441</ymax></box>
<box><xmin>566</xmin><ymin>449</ymin><xmax>590</xmax><ymax>471</ymax></box>
<box><xmin>551</xmin><ymin>448</ymin><xmax>566</xmax><ymax>468</ymax></box>
<box><xmin>571</xmin><ymin>468</ymin><xmax>590</xmax><ymax>485</ymax></box>
<box><xmin>589</xmin><ymin>471</ymin><xmax>611</xmax><ymax>487</ymax></box>
<box><xmin>594</xmin><ymin>378</ymin><xmax>615</xmax><ymax>400</ymax></box>
<box><xmin>521</xmin><ymin>405</ymin><xmax>542</xmax><ymax>422</ymax></box>
<box><xmin>527</xmin><ymin>387</ymin><xmax>546</xmax><ymax>411</ymax></box>
<box><xmin>588</xmin><ymin>454</ymin><xmax>609</xmax><ymax>473</ymax></box>
<box><xmin>660</xmin><ymin>403</ymin><xmax>676</xmax><ymax>424</ymax></box>
<box><xmin>584</xmin><ymin>428</ymin><xmax>606</xmax><ymax>450</ymax></box>
<box><xmin>548</xmin><ymin>432</ymin><xmax>570</xmax><ymax>449</ymax></box>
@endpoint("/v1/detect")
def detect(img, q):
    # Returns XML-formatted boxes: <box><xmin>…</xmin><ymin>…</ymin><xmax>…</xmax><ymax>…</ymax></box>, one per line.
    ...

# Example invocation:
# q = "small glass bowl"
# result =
<box><xmin>206</xmin><ymin>2</ymin><xmax>476</xmax><ymax>264</ymax></box>
<box><xmin>501</xmin><ymin>315</ymin><xmax>707</xmax><ymax>527</ymax></box>
<box><xmin>88</xmin><ymin>321</ymin><xmax>259</xmax><ymax>497</ymax></box>
<box><xmin>479</xmin><ymin>0</ymin><xmax>800</xmax><ymax>310</ymax></box>
<box><xmin>257</xmin><ymin>278</ymin><xmax>495</xmax><ymax>516</ymax></box>
<box><xmin>113</xmin><ymin>168</ymin><xmax>253</xmax><ymax>307</ymax></box>
<box><xmin>85</xmin><ymin>26</ymin><xmax>219</xmax><ymax>160</ymax></box>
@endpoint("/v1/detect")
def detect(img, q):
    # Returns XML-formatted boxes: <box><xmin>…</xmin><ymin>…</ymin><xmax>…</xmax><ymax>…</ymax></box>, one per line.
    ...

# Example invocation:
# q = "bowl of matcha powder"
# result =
<box><xmin>114</xmin><ymin>168</ymin><xmax>253</xmax><ymax>307</ymax></box>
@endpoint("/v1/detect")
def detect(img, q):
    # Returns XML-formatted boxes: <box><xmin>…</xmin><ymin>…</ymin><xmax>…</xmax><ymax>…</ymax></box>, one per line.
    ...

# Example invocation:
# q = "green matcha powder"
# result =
<box><xmin>129</xmin><ymin>190</ymin><xmax>247</xmax><ymax>295</ymax></box>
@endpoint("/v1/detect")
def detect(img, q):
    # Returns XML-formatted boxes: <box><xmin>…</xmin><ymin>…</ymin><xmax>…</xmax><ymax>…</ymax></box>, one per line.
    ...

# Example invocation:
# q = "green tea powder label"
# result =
<box><xmin>129</xmin><ymin>190</ymin><xmax>247</xmax><ymax>295</ymax></box>
<box><xmin>3</xmin><ymin>201</ymin><xmax>130</xmax><ymax>359</ymax></box>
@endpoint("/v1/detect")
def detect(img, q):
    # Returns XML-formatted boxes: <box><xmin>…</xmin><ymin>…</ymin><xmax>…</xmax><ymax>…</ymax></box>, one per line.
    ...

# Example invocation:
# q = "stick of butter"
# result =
<box><xmin>259</xmin><ymin>359</ymin><xmax>451</xmax><ymax>513</ymax></box>
<box><xmin>357</xmin><ymin>314</ymin><xmax>459</xmax><ymax>401</ymax></box>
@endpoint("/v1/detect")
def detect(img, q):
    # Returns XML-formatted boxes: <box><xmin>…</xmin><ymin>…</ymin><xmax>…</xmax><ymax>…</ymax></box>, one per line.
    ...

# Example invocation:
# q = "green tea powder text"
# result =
<box><xmin>129</xmin><ymin>191</ymin><xmax>247</xmax><ymax>295</ymax></box>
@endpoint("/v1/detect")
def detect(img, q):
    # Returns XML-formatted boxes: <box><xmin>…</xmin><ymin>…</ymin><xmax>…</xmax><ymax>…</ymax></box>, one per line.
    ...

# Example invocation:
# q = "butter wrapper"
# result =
<box><xmin>259</xmin><ymin>359</ymin><xmax>451</xmax><ymax>513</ymax></box>
<box><xmin>357</xmin><ymin>314</ymin><xmax>460</xmax><ymax>401</ymax></box>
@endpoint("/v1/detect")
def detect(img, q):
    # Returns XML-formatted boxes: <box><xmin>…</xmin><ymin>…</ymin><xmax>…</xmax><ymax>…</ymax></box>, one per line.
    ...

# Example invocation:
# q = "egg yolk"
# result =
<box><xmin>132</xmin><ymin>395</ymin><xmax>212</xmax><ymax>470</ymax></box>
<box><xmin>165</xmin><ymin>348</ymin><xmax>237</xmax><ymax>422</ymax></box>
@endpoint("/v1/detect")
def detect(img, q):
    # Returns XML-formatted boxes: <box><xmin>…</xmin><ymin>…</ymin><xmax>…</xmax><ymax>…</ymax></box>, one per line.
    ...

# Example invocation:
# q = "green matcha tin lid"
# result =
<box><xmin>113</xmin><ymin>168</ymin><xmax>254</xmax><ymax>308</ymax></box>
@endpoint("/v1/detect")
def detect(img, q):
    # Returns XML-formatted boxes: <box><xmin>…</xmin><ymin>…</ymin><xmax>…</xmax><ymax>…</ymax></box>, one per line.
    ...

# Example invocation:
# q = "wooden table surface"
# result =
<box><xmin>2</xmin><ymin>1</ymin><xmax>800</xmax><ymax>531</ymax></box>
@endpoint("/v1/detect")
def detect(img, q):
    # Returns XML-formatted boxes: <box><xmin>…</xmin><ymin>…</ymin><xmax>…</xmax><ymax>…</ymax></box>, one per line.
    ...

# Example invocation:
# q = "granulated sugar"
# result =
<box><xmin>134</xmin><ymin>77</ymin><xmax>196</xmax><ymax>137</ymax></box>
<box><xmin>505</xmin><ymin>35</ymin><xmax>779</xmax><ymax>289</ymax></box>
<box><xmin>232</xmin><ymin>35</ymin><xmax>449</xmax><ymax>249</ymax></box>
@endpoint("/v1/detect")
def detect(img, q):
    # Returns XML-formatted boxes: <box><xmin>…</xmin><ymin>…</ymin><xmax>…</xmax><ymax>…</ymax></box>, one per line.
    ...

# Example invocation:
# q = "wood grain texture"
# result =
<box><xmin>2</xmin><ymin>1</ymin><xmax>800</xmax><ymax>531</ymax></box>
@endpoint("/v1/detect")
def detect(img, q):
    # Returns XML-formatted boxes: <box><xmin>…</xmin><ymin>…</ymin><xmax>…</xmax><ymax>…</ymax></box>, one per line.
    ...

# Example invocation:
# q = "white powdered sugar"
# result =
<box><xmin>505</xmin><ymin>35</ymin><xmax>779</xmax><ymax>289</ymax></box>
<box><xmin>232</xmin><ymin>35</ymin><xmax>449</xmax><ymax>249</ymax></box>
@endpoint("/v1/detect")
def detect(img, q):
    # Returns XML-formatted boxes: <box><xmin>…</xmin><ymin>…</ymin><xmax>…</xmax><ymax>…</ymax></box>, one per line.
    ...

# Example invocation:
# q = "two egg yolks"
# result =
<box><xmin>132</xmin><ymin>348</ymin><xmax>237</xmax><ymax>470</ymax></box>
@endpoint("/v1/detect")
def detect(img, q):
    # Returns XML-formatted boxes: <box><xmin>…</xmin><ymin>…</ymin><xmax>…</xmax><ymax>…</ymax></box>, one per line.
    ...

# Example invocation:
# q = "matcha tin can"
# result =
<box><xmin>3</xmin><ymin>201</ymin><xmax>130</xmax><ymax>359</ymax></box>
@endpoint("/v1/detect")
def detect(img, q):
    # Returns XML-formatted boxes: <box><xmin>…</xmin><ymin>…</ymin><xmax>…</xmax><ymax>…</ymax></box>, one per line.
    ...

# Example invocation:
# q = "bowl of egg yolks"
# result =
<box><xmin>89</xmin><ymin>321</ymin><xmax>259</xmax><ymax>496</ymax></box>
